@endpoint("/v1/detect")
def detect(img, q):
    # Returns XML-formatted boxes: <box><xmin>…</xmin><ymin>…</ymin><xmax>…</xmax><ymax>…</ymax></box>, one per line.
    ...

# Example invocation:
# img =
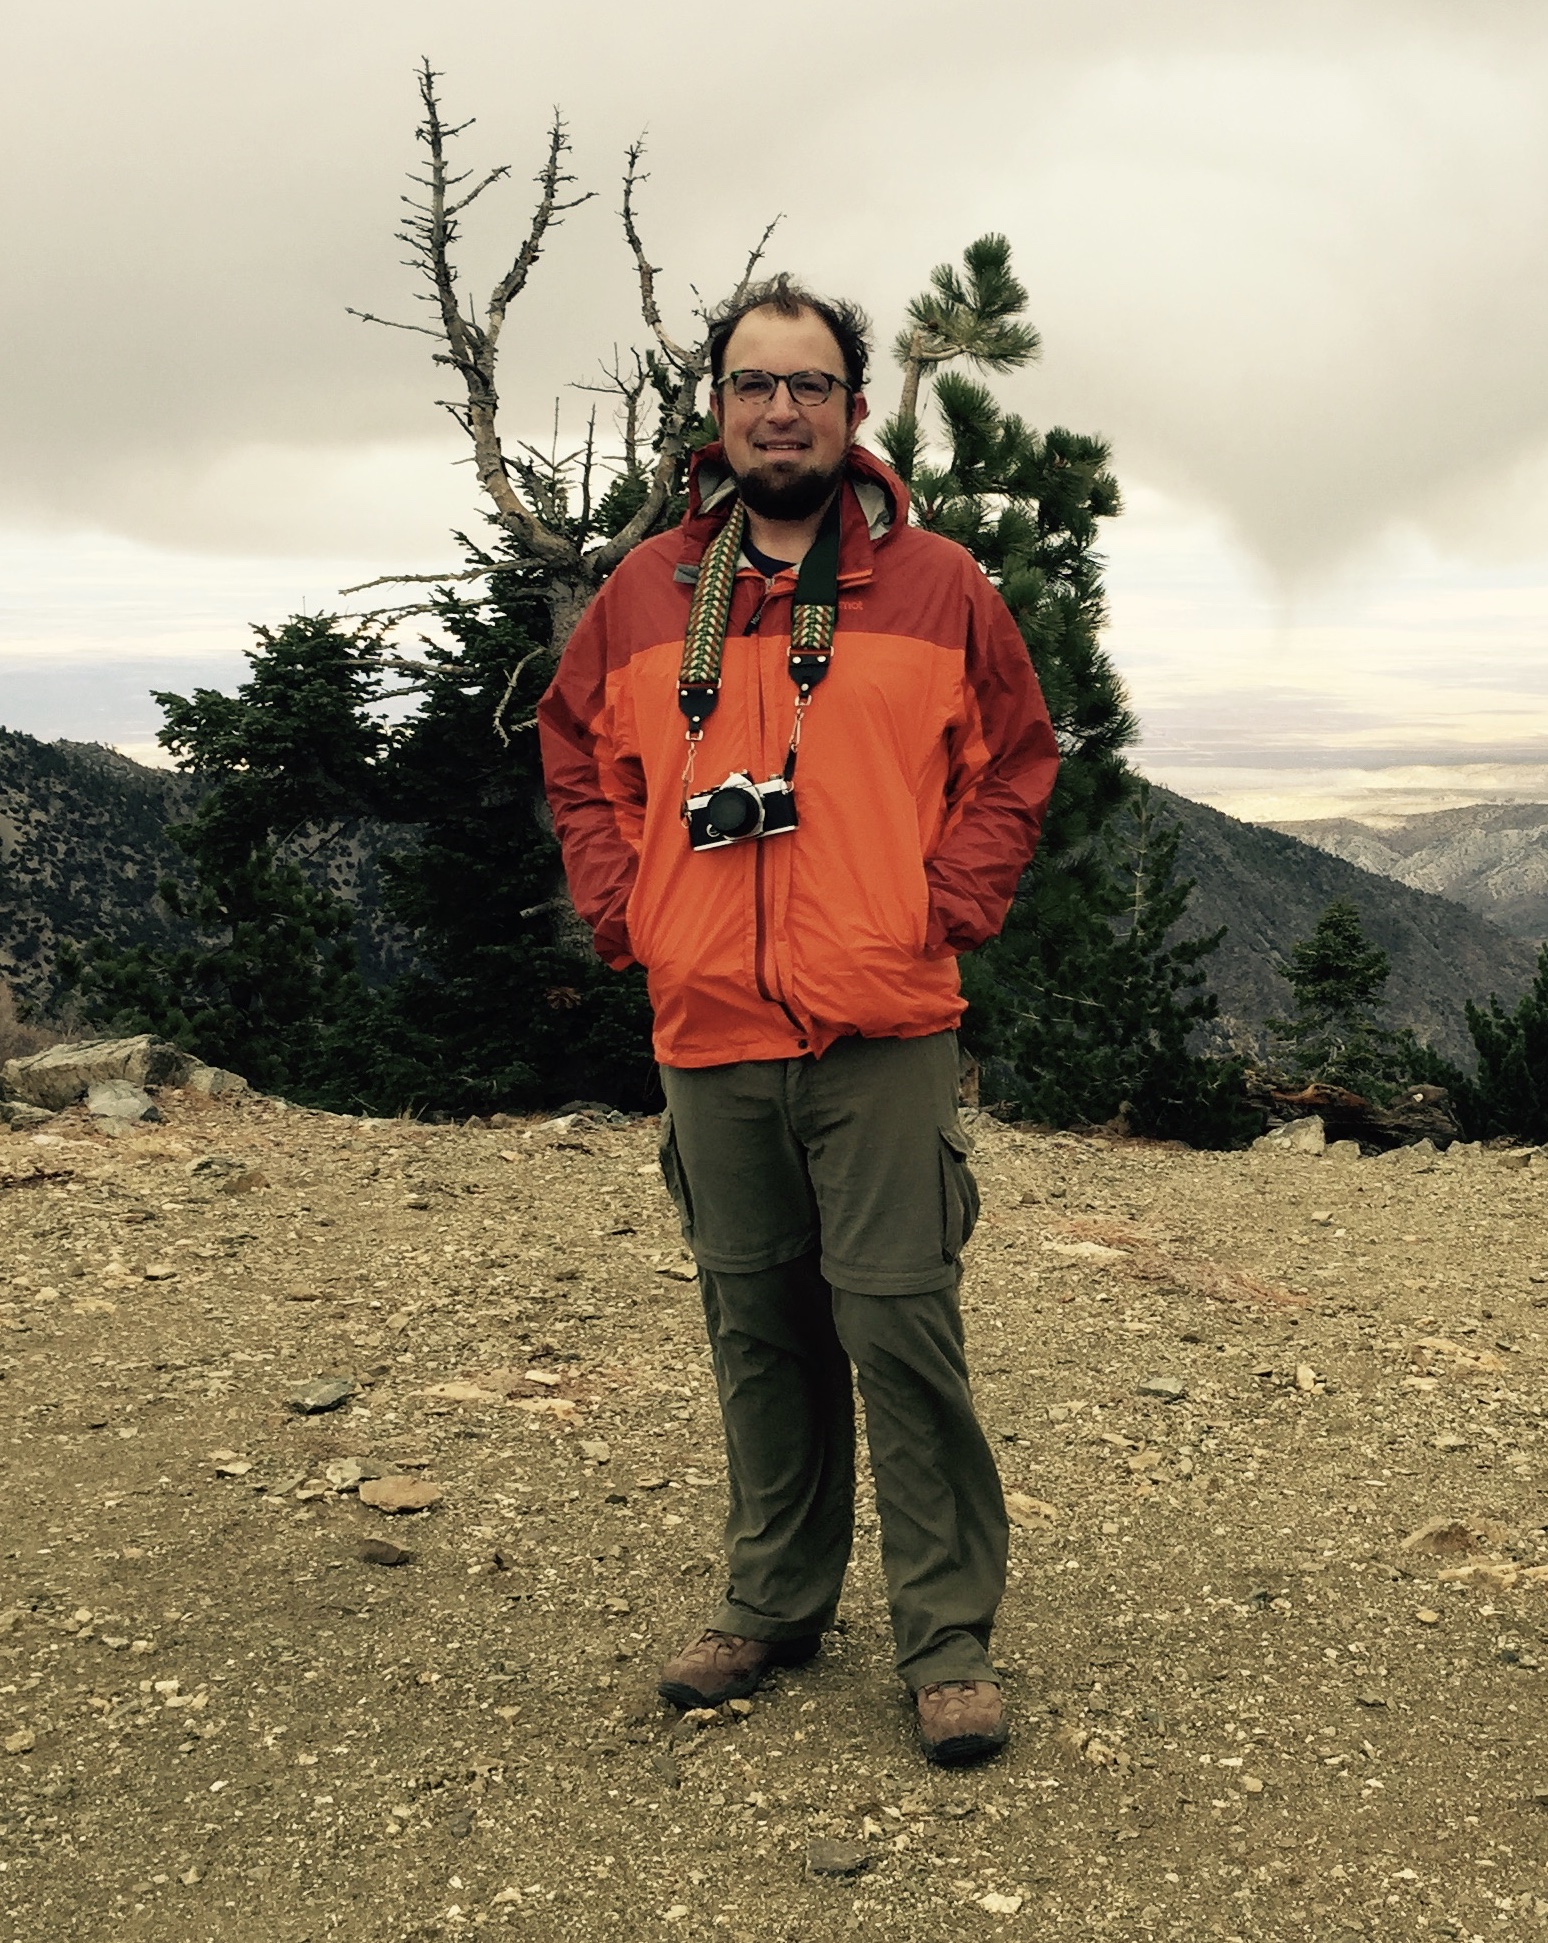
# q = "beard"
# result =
<box><xmin>734</xmin><ymin>455</ymin><xmax>847</xmax><ymax>521</ymax></box>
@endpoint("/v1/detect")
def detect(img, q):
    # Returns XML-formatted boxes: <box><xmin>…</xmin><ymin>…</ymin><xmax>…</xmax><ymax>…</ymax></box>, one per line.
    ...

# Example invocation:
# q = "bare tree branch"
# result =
<box><xmin>340</xmin><ymin>567</ymin><xmax>496</xmax><ymax>595</ymax></box>
<box><xmin>351</xmin><ymin>69</ymin><xmax>778</xmax><ymax>647</ymax></box>
<box><xmin>575</xmin><ymin>346</ymin><xmax>656</xmax><ymax>473</ymax></box>
<box><xmin>492</xmin><ymin>647</ymin><xmax>550</xmax><ymax>746</ymax></box>
<box><xmin>345</xmin><ymin>307</ymin><xmax>443</xmax><ymax>339</ymax></box>
<box><xmin>725</xmin><ymin>215</ymin><xmax>783</xmax><ymax>311</ymax></box>
<box><xmin>391</xmin><ymin>60</ymin><xmax>577</xmax><ymax>566</ymax></box>
<box><xmin>619</xmin><ymin>141</ymin><xmax>697</xmax><ymax>371</ymax></box>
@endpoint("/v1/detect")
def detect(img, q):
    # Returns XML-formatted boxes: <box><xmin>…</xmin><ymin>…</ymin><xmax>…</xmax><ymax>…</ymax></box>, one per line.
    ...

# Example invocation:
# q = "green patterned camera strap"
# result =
<box><xmin>677</xmin><ymin>494</ymin><xmax>841</xmax><ymax>738</ymax></box>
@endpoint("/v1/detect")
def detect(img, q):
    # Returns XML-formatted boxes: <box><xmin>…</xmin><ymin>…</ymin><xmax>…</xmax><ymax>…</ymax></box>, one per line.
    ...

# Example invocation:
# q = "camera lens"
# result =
<box><xmin>704</xmin><ymin>784</ymin><xmax>761</xmax><ymax>839</ymax></box>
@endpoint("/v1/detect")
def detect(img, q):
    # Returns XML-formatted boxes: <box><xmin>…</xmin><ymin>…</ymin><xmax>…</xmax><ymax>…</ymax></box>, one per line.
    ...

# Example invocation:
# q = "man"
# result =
<box><xmin>539</xmin><ymin>276</ymin><xmax>1058</xmax><ymax>1766</ymax></box>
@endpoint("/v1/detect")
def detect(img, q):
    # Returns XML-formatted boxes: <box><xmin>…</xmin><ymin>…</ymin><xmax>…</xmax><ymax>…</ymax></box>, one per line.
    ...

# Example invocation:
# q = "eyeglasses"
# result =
<box><xmin>717</xmin><ymin>368</ymin><xmax>854</xmax><ymax>407</ymax></box>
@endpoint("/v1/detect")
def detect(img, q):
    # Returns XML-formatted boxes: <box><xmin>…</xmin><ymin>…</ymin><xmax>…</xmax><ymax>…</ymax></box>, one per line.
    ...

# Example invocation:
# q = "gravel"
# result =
<box><xmin>0</xmin><ymin>1093</ymin><xmax>1544</xmax><ymax>1938</ymax></box>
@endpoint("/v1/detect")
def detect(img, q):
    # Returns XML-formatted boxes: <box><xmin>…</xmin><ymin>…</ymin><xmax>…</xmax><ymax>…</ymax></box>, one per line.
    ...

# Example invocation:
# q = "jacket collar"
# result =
<box><xmin>673</xmin><ymin>442</ymin><xmax>908</xmax><ymax>588</ymax></box>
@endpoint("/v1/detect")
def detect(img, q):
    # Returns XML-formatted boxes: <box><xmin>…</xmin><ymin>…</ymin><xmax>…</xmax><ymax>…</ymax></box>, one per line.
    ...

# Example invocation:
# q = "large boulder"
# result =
<box><xmin>2</xmin><ymin>1035</ymin><xmax>193</xmax><ymax>1112</ymax></box>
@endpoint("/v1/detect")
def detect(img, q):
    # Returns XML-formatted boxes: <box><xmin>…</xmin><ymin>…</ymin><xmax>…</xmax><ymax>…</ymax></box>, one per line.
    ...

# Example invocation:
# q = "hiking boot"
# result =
<box><xmin>916</xmin><ymin>1680</ymin><xmax>1008</xmax><ymax>1766</ymax></box>
<box><xmin>657</xmin><ymin>1630</ymin><xmax>819</xmax><ymax>1709</ymax></box>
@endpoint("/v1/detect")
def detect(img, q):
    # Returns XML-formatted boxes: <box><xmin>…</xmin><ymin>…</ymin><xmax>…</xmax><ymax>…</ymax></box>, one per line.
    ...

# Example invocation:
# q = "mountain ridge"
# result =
<box><xmin>2</xmin><ymin>726</ymin><xmax>1535</xmax><ymax>1069</ymax></box>
<box><xmin>1272</xmin><ymin>801</ymin><xmax>1548</xmax><ymax>943</ymax></box>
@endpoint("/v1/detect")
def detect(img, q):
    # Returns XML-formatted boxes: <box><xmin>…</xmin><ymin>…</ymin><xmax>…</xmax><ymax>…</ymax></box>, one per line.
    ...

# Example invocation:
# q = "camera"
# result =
<box><xmin>685</xmin><ymin>771</ymin><xmax>799</xmax><ymax>851</ymax></box>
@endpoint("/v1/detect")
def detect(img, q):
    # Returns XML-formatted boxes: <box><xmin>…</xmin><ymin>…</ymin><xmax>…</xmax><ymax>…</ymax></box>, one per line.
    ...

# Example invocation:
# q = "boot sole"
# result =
<box><xmin>657</xmin><ymin>1635</ymin><xmax>820</xmax><ymax>1710</ymax></box>
<box><xmin>919</xmin><ymin>1722</ymin><xmax>1010</xmax><ymax>1768</ymax></box>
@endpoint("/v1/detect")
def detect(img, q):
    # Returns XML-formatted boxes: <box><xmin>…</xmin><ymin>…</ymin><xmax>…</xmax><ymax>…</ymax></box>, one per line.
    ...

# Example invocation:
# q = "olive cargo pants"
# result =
<box><xmin>658</xmin><ymin>1031</ymin><xmax>1008</xmax><ymax>1691</ymax></box>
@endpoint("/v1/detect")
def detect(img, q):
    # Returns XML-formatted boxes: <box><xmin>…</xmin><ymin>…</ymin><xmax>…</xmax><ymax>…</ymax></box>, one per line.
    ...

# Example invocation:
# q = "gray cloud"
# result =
<box><xmin>5</xmin><ymin>0</ymin><xmax>1548</xmax><ymax>576</ymax></box>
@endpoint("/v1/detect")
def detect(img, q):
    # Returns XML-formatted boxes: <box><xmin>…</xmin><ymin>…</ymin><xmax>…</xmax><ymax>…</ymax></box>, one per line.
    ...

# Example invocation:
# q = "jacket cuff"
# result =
<box><xmin>592</xmin><ymin>910</ymin><xmax>638</xmax><ymax>971</ymax></box>
<box><xmin>924</xmin><ymin>881</ymin><xmax>984</xmax><ymax>958</ymax></box>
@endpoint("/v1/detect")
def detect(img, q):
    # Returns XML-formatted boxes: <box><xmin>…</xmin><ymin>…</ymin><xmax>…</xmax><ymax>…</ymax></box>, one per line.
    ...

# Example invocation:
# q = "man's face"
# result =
<box><xmin>711</xmin><ymin>306</ymin><xmax>867</xmax><ymax>520</ymax></box>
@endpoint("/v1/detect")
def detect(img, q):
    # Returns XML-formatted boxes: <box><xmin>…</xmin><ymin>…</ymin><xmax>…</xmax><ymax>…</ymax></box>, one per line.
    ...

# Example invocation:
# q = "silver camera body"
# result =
<box><xmin>685</xmin><ymin>771</ymin><xmax>799</xmax><ymax>852</ymax></box>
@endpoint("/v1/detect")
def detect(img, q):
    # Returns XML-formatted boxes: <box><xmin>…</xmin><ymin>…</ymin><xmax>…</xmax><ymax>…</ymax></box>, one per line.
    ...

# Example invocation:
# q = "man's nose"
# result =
<box><xmin>760</xmin><ymin>382</ymin><xmax>802</xmax><ymax>422</ymax></box>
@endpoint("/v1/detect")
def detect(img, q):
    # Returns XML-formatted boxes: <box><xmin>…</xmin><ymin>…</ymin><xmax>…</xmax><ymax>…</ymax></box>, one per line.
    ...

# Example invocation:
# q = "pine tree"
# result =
<box><xmin>1464</xmin><ymin>943</ymin><xmax>1548</xmax><ymax>1141</ymax></box>
<box><xmin>878</xmin><ymin>239</ymin><xmax>1241</xmax><ymax>1142</ymax></box>
<box><xmin>1267</xmin><ymin>899</ymin><xmax>1408</xmax><ymax>1096</ymax></box>
<box><xmin>355</xmin><ymin>556</ymin><xmax>657</xmax><ymax>1115</ymax></box>
<box><xmin>63</xmin><ymin>618</ymin><xmax>385</xmax><ymax>1098</ymax></box>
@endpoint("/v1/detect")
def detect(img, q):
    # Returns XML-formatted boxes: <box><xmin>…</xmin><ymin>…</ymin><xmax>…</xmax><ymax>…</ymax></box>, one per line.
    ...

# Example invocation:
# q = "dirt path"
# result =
<box><xmin>1</xmin><ymin>1093</ymin><xmax>1544</xmax><ymax>1941</ymax></box>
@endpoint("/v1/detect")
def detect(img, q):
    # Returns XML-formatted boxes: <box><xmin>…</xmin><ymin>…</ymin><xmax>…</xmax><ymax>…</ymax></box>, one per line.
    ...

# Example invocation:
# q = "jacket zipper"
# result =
<box><xmin>744</xmin><ymin>580</ymin><xmax>802</xmax><ymax>1037</ymax></box>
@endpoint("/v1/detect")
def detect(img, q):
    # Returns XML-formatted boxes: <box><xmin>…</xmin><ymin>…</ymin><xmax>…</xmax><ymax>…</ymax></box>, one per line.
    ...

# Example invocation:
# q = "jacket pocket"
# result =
<box><xmin>939</xmin><ymin>1123</ymin><xmax>980</xmax><ymax>1262</ymax></box>
<box><xmin>658</xmin><ymin>1108</ymin><xmax>694</xmax><ymax>1242</ymax></box>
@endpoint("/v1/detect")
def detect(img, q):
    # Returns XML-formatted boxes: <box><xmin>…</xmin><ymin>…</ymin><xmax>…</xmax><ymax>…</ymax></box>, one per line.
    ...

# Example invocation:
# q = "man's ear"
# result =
<box><xmin>709</xmin><ymin>386</ymin><xmax>725</xmax><ymax>432</ymax></box>
<box><xmin>847</xmin><ymin>391</ymin><xmax>870</xmax><ymax>440</ymax></box>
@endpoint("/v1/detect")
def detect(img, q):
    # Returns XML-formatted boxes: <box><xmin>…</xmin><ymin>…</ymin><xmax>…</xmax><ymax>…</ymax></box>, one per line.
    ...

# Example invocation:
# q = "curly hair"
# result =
<box><xmin>705</xmin><ymin>273</ymin><xmax>872</xmax><ymax>393</ymax></box>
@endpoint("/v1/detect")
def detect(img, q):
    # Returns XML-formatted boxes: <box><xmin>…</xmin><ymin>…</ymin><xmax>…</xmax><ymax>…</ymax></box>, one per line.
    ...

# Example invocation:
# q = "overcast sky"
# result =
<box><xmin>5</xmin><ymin>0</ymin><xmax>1548</xmax><ymax>819</ymax></box>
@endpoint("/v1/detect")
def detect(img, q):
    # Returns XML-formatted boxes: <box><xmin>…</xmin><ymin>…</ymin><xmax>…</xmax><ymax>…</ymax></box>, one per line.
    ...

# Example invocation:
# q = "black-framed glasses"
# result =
<box><xmin>718</xmin><ymin>368</ymin><xmax>853</xmax><ymax>407</ymax></box>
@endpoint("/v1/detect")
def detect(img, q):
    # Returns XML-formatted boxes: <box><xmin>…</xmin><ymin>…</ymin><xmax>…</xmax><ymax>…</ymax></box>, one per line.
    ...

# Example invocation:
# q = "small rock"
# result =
<box><xmin>978</xmin><ymin>1891</ymin><xmax>1024</xmax><ymax>1914</ymax></box>
<box><xmin>1242</xmin><ymin>1776</ymin><xmax>1264</xmax><ymax>1794</ymax></box>
<box><xmin>188</xmin><ymin>1153</ymin><xmax>246</xmax><ymax>1178</ymax></box>
<box><xmin>288</xmin><ymin>1377</ymin><xmax>356</xmax><ymax>1415</ymax></box>
<box><xmin>0</xmin><ymin>1101</ymin><xmax>54</xmax><ymax>1130</ymax></box>
<box><xmin>1373</xmin><ymin>1138</ymin><xmax>1438</xmax><ymax>1172</ymax></box>
<box><xmin>1006</xmin><ymin>1491</ymin><xmax>1058</xmax><ymax>1527</ymax></box>
<box><xmin>358</xmin><ymin>1477</ymin><xmax>443</xmax><ymax>1515</ymax></box>
<box><xmin>212</xmin><ymin>1459</ymin><xmax>252</xmax><ymax>1478</ymax></box>
<box><xmin>404</xmin><ymin>1196</ymin><xmax>431</xmax><ymax>1211</ymax></box>
<box><xmin>1355</xmin><ymin>1690</ymin><xmax>1387</xmax><ymax>1708</ymax></box>
<box><xmin>1401</xmin><ymin>1516</ymin><xmax>1499</xmax><ymax>1557</ymax></box>
<box><xmin>807</xmin><ymin>1839</ymin><xmax>870</xmax><ymax>1878</ymax></box>
<box><xmin>580</xmin><ymin>1440</ymin><xmax>612</xmax><ymax>1464</ymax></box>
<box><xmin>184</xmin><ymin>1062</ymin><xmax>247</xmax><ymax>1097</ymax></box>
<box><xmin>3</xmin><ymin>1729</ymin><xmax>36</xmax><ymax>1755</ymax></box>
<box><xmin>1326</xmin><ymin>1141</ymin><xmax>1362</xmax><ymax>1163</ymax></box>
<box><xmin>87</xmin><ymin>1079</ymin><xmax>159</xmax><ymax>1123</ymax></box>
<box><xmin>1295</xmin><ymin>1363</ymin><xmax>1318</xmax><ymax>1392</ymax></box>
<box><xmin>1254</xmin><ymin>1115</ymin><xmax>1325</xmax><ymax>1156</ymax></box>
<box><xmin>1416</xmin><ymin>1608</ymin><xmax>1440</xmax><ymax>1626</ymax></box>
<box><xmin>726</xmin><ymin>1698</ymin><xmax>754</xmax><ymax>1718</ymax></box>
<box><xmin>216</xmin><ymin>1170</ymin><xmax>268</xmax><ymax>1196</ymax></box>
<box><xmin>1136</xmin><ymin>1375</ymin><xmax>1187</xmax><ymax>1403</ymax></box>
<box><xmin>447</xmin><ymin>1807</ymin><xmax>474</xmax><ymax>1838</ymax></box>
<box><xmin>651</xmin><ymin>1752</ymin><xmax>682</xmax><ymax>1788</ymax></box>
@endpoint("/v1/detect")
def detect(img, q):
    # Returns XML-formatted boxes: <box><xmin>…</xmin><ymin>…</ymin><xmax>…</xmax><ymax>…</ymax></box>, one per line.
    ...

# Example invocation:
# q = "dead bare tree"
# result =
<box><xmin>346</xmin><ymin>62</ymin><xmax>777</xmax><ymax>657</ymax></box>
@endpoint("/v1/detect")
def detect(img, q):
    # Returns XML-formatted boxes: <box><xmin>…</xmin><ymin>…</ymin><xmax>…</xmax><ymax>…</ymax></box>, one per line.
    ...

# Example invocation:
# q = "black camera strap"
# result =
<box><xmin>677</xmin><ymin>495</ymin><xmax>841</xmax><ymax>765</ymax></box>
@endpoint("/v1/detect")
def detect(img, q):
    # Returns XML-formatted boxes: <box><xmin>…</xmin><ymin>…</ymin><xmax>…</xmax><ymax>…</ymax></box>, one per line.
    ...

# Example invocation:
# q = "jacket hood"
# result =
<box><xmin>676</xmin><ymin>441</ymin><xmax>909</xmax><ymax>583</ymax></box>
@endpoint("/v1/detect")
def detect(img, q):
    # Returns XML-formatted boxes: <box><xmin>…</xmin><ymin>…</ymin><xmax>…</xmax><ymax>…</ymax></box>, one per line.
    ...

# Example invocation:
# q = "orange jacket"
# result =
<box><xmin>538</xmin><ymin>445</ymin><xmax>1059</xmax><ymax>1069</ymax></box>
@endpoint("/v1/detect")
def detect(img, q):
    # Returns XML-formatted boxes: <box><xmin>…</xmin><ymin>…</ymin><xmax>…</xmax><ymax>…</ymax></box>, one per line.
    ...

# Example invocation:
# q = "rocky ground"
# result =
<box><xmin>0</xmin><ymin>1089</ymin><xmax>1545</xmax><ymax>1943</ymax></box>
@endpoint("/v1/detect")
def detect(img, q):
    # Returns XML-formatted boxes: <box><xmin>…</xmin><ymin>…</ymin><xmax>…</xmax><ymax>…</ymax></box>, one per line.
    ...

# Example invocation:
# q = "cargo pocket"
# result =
<box><xmin>939</xmin><ymin>1123</ymin><xmax>980</xmax><ymax>1262</ymax></box>
<box><xmin>658</xmin><ymin>1108</ymin><xmax>695</xmax><ymax>1243</ymax></box>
